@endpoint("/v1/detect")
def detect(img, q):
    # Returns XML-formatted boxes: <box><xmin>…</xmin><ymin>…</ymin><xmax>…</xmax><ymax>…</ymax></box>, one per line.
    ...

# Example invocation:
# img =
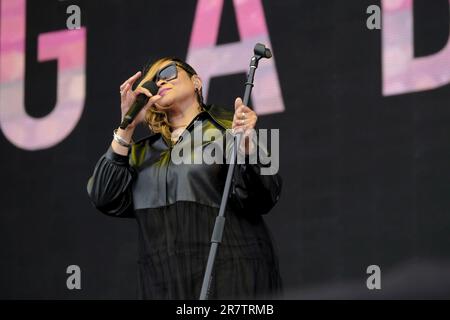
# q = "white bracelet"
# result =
<box><xmin>113</xmin><ymin>129</ymin><xmax>133</xmax><ymax>148</ymax></box>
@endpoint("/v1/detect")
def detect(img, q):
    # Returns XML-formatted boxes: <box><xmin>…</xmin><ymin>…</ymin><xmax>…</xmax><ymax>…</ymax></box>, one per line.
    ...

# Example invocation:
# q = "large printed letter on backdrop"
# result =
<box><xmin>0</xmin><ymin>0</ymin><xmax>86</xmax><ymax>150</ymax></box>
<box><xmin>187</xmin><ymin>0</ymin><xmax>284</xmax><ymax>115</ymax></box>
<box><xmin>382</xmin><ymin>0</ymin><xmax>450</xmax><ymax>96</ymax></box>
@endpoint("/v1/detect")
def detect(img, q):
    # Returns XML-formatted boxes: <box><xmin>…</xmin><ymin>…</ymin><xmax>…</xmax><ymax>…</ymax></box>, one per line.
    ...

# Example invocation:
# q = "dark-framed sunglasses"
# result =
<box><xmin>153</xmin><ymin>62</ymin><xmax>192</xmax><ymax>83</ymax></box>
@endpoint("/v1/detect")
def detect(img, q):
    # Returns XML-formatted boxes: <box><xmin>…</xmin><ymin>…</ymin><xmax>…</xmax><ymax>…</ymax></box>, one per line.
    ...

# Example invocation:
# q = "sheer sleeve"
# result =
<box><xmin>86</xmin><ymin>145</ymin><xmax>137</xmax><ymax>218</ymax></box>
<box><xmin>228</xmin><ymin>137</ymin><xmax>282</xmax><ymax>216</ymax></box>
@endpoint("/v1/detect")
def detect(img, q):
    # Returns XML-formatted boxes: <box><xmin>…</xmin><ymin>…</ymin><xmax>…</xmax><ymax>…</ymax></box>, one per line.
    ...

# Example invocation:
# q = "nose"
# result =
<box><xmin>157</xmin><ymin>79</ymin><xmax>167</xmax><ymax>87</ymax></box>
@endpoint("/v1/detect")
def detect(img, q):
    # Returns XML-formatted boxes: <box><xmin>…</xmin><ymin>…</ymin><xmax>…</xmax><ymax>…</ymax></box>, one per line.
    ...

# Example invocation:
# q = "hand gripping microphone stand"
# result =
<box><xmin>199</xmin><ymin>43</ymin><xmax>273</xmax><ymax>300</ymax></box>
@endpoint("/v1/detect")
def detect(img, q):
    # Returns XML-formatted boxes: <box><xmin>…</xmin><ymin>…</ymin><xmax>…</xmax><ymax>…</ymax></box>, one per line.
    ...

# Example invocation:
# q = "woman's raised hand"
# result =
<box><xmin>119</xmin><ymin>71</ymin><xmax>161</xmax><ymax>129</ymax></box>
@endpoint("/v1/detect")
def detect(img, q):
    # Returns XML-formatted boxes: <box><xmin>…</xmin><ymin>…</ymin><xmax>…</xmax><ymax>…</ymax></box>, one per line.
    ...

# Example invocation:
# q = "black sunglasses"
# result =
<box><xmin>152</xmin><ymin>62</ymin><xmax>177</xmax><ymax>83</ymax></box>
<box><xmin>152</xmin><ymin>61</ymin><xmax>196</xmax><ymax>83</ymax></box>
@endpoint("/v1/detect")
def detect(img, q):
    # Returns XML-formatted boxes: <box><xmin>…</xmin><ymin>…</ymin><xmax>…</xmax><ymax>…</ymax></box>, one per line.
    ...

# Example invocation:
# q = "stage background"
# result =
<box><xmin>1</xmin><ymin>0</ymin><xmax>450</xmax><ymax>299</ymax></box>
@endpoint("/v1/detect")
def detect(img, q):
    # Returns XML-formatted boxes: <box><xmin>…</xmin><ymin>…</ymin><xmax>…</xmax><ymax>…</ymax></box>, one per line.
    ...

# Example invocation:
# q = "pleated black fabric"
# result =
<box><xmin>135</xmin><ymin>201</ymin><xmax>282</xmax><ymax>299</ymax></box>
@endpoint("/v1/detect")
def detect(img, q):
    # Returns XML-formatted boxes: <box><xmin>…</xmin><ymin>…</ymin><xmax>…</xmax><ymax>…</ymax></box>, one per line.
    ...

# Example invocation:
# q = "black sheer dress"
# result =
<box><xmin>87</xmin><ymin>104</ymin><xmax>283</xmax><ymax>299</ymax></box>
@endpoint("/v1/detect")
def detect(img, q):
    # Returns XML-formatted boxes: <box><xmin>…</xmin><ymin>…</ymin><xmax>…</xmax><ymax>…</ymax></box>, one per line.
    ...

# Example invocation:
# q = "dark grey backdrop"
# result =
<box><xmin>1</xmin><ymin>0</ymin><xmax>450</xmax><ymax>299</ymax></box>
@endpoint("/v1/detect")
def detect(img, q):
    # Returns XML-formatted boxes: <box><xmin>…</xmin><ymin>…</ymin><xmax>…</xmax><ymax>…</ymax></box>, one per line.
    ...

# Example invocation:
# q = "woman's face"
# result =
<box><xmin>153</xmin><ymin>62</ymin><xmax>198</xmax><ymax>109</ymax></box>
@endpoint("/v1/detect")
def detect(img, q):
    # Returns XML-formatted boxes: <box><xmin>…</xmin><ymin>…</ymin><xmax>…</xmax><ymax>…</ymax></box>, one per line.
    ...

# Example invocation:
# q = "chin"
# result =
<box><xmin>156</xmin><ymin>96</ymin><xmax>174</xmax><ymax>109</ymax></box>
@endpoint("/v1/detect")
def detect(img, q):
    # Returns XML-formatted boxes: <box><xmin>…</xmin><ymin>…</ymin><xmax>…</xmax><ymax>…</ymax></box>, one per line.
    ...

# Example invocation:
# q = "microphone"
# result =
<box><xmin>119</xmin><ymin>80</ymin><xmax>159</xmax><ymax>129</ymax></box>
<box><xmin>254</xmin><ymin>43</ymin><xmax>272</xmax><ymax>59</ymax></box>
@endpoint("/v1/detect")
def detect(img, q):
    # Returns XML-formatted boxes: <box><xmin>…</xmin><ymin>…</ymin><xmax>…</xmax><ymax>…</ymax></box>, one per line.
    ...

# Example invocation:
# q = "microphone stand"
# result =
<box><xmin>199</xmin><ymin>43</ymin><xmax>273</xmax><ymax>300</ymax></box>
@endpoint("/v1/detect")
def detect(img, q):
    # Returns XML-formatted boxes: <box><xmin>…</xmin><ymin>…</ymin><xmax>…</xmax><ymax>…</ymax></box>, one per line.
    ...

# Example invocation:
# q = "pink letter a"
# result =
<box><xmin>187</xmin><ymin>0</ymin><xmax>284</xmax><ymax>115</ymax></box>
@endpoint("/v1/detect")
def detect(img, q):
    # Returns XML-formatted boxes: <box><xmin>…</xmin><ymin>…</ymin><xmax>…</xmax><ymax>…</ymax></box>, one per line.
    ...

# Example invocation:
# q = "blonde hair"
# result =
<box><xmin>136</xmin><ymin>57</ymin><xmax>204</xmax><ymax>143</ymax></box>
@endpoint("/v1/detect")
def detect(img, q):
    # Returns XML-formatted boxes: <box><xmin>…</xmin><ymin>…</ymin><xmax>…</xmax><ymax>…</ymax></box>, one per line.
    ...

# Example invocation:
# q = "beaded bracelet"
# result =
<box><xmin>113</xmin><ymin>129</ymin><xmax>133</xmax><ymax>148</ymax></box>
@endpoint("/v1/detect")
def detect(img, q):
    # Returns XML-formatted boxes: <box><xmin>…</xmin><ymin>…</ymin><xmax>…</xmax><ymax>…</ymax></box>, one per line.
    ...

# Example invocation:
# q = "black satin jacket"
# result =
<box><xmin>87</xmin><ymin>104</ymin><xmax>282</xmax><ymax>218</ymax></box>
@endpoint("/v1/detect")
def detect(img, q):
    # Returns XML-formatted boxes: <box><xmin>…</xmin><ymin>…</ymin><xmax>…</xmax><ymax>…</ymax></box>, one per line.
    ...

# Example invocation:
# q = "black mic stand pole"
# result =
<box><xmin>199</xmin><ymin>43</ymin><xmax>273</xmax><ymax>300</ymax></box>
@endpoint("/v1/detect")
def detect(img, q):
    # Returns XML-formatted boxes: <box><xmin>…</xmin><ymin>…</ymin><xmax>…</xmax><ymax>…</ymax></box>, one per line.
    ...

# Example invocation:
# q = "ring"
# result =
<box><xmin>240</xmin><ymin>119</ymin><xmax>245</xmax><ymax>125</ymax></box>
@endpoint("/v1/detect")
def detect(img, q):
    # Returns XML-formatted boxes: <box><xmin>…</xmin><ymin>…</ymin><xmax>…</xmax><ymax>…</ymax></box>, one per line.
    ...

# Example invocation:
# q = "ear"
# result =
<box><xmin>192</xmin><ymin>75</ymin><xmax>203</xmax><ymax>91</ymax></box>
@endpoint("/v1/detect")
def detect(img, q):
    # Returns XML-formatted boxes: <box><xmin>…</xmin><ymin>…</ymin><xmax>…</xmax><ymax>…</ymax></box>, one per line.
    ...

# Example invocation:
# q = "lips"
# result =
<box><xmin>158</xmin><ymin>88</ymin><xmax>171</xmax><ymax>96</ymax></box>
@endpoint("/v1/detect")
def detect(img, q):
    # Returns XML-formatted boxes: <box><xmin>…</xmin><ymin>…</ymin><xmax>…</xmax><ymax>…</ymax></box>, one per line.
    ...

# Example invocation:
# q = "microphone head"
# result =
<box><xmin>141</xmin><ymin>80</ymin><xmax>159</xmax><ymax>95</ymax></box>
<box><xmin>254</xmin><ymin>43</ymin><xmax>272</xmax><ymax>59</ymax></box>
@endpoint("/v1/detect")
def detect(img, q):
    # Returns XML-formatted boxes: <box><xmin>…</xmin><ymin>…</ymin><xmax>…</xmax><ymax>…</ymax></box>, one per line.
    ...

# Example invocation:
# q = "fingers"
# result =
<box><xmin>120</xmin><ymin>83</ymin><xmax>131</xmax><ymax>99</ymax></box>
<box><xmin>142</xmin><ymin>94</ymin><xmax>162</xmax><ymax>108</ymax></box>
<box><xmin>234</xmin><ymin>97</ymin><xmax>243</xmax><ymax>110</ymax></box>
<box><xmin>233</xmin><ymin>116</ymin><xmax>255</xmax><ymax>131</ymax></box>
<box><xmin>134</xmin><ymin>86</ymin><xmax>153</xmax><ymax>97</ymax></box>
<box><xmin>234</xmin><ymin>97</ymin><xmax>252</xmax><ymax>116</ymax></box>
<box><xmin>232</xmin><ymin>97</ymin><xmax>257</xmax><ymax>134</ymax></box>
<box><xmin>120</xmin><ymin>71</ymin><xmax>142</xmax><ymax>91</ymax></box>
<box><xmin>232</xmin><ymin>110</ymin><xmax>257</xmax><ymax>134</ymax></box>
<box><xmin>234</xmin><ymin>105</ymin><xmax>252</xmax><ymax>118</ymax></box>
<box><xmin>235</xmin><ymin>127</ymin><xmax>257</xmax><ymax>155</ymax></box>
